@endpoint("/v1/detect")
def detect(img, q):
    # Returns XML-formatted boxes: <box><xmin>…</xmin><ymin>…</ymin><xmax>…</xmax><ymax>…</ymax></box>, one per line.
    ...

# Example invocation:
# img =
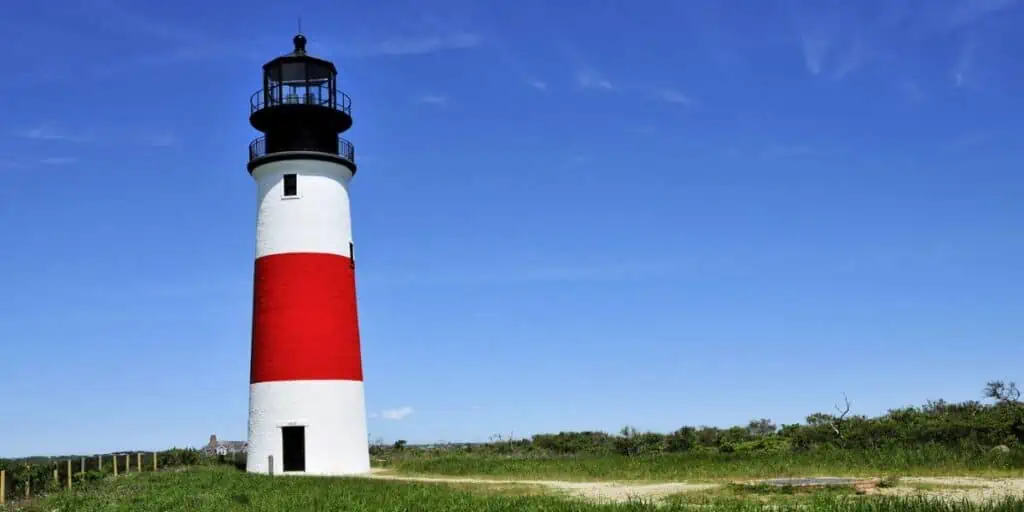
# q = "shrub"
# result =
<box><xmin>665</xmin><ymin>427</ymin><xmax>697</xmax><ymax>452</ymax></box>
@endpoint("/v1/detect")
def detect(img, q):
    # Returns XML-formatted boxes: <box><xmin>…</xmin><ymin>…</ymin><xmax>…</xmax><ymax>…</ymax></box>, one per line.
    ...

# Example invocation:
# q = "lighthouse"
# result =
<box><xmin>245</xmin><ymin>33</ymin><xmax>369</xmax><ymax>476</ymax></box>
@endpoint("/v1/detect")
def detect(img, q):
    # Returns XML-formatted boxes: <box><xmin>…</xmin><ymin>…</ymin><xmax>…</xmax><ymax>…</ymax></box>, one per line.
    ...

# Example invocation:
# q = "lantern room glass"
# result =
<box><xmin>262</xmin><ymin>58</ymin><xmax>337</xmax><ymax>109</ymax></box>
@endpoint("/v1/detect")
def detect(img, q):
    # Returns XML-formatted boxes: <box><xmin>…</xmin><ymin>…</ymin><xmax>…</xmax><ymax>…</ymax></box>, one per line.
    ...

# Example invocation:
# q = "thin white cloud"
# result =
<box><xmin>659</xmin><ymin>89</ymin><xmax>692</xmax><ymax>105</ymax></box>
<box><xmin>898</xmin><ymin>80</ymin><xmax>929</xmax><ymax>102</ymax></box>
<box><xmin>792</xmin><ymin>0</ymin><xmax>1016</xmax><ymax>87</ymax></box>
<box><xmin>38</xmin><ymin>157</ymin><xmax>80</xmax><ymax>165</ymax></box>
<box><xmin>487</xmin><ymin>262</ymin><xmax>673</xmax><ymax>283</ymax></box>
<box><xmin>381</xmin><ymin>406</ymin><xmax>415</xmax><ymax>421</ymax></box>
<box><xmin>0</xmin><ymin>157</ymin><xmax>79</xmax><ymax>169</ymax></box>
<box><xmin>73</xmin><ymin>0</ymin><xmax>249</xmax><ymax>66</ymax></box>
<box><xmin>800</xmin><ymin>32</ymin><xmax>866</xmax><ymax>81</ymax></box>
<box><xmin>629</xmin><ymin>125</ymin><xmax>657</xmax><ymax>135</ymax></box>
<box><xmin>831</xmin><ymin>39</ymin><xmax>867</xmax><ymax>80</ymax></box>
<box><xmin>148</xmin><ymin>133</ymin><xmax>179</xmax><ymax>147</ymax></box>
<box><xmin>762</xmin><ymin>145</ymin><xmax>813</xmax><ymax>159</ymax></box>
<box><xmin>952</xmin><ymin>37</ymin><xmax>979</xmax><ymax>89</ymax></box>
<box><xmin>83</xmin><ymin>0</ymin><xmax>205</xmax><ymax>44</ymax></box>
<box><xmin>366</xmin><ymin>260</ymin><xmax>677</xmax><ymax>286</ymax></box>
<box><xmin>801</xmin><ymin>32</ymin><xmax>829</xmax><ymax>75</ymax></box>
<box><xmin>21</xmin><ymin>128</ymin><xmax>66</xmax><ymax>141</ymax></box>
<box><xmin>16</xmin><ymin>125</ymin><xmax>180</xmax><ymax>149</ymax></box>
<box><xmin>18</xmin><ymin>127</ymin><xmax>92</xmax><ymax>143</ymax></box>
<box><xmin>558</xmin><ymin>44</ymin><xmax>614</xmax><ymax>91</ymax></box>
<box><xmin>82</xmin><ymin>2</ymin><xmax>483</xmax><ymax>65</ymax></box>
<box><xmin>577</xmin><ymin>69</ymin><xmax>614</xmax><ymax>91</ymax></box>
<box><xmin>470</xmin><ymin>30</ymin><xmax>543</xmax><ymax>90</ymax></box>
<box><xmin>559</xmin><ymin>153</ymin><xmax>591</xmax><ymax>170</ymax></box>
<box><xmin>418</xmin><ymin>94</ymin><xmax>448</xmax><ymax>106</ymax></box>
<box><xmin>339</xmin><ymin>33</ymin><xmax>482</xmax><ymax>57</ymax></box>
<box><xmin>945</xmin><ymin>132</ymin><xmax>987</xmax><ymax>152</ymax></box>
<box><xmin>943</xmin><ymin>0</ymin><xmax>1018</xmax><ymax>32</ymax></box>
<box><xmin>0</xmin><ymin>160</ymin><xmax>27</xmax><ymax>169</ymax></box>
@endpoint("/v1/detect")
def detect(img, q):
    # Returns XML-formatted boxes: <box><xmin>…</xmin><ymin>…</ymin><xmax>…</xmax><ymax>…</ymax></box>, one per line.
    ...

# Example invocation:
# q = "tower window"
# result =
<box><xmin>283</xmin><ymin>174</ymin><xmax>298</xmax><ymax>197</ymax></box>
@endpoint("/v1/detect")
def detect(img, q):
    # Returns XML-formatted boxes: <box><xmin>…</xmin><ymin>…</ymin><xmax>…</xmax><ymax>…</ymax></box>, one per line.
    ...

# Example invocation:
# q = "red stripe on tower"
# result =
<box><xmin>250</xmin><ymin>252</ymin><xmax>363</xmax><ymax>383</ymax></box>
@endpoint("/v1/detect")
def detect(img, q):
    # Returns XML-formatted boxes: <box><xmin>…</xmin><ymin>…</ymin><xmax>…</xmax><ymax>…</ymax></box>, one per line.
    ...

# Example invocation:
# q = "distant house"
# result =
<box><xmin>203</xmin><ymin>434</ymin><xmax>247</xmax><ymax>456</ymax></box>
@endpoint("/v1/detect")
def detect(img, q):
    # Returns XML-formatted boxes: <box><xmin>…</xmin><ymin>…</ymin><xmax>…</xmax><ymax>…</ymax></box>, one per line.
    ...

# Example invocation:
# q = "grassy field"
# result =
<box><xmin>379</xmin><ymin>446</ymin><xmax>1024</xmax><ymax>482</ymax></box>
<box><xmin>6</xmin><ymin>466</ymin><xmax>1024</xmax><ymax>512</ymax></box>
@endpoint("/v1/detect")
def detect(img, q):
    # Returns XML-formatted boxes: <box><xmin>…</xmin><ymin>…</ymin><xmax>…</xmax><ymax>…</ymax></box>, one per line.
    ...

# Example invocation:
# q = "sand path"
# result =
<box><xmin>364</xmin><ymin>470</ymin><xmax>1024</xmax><ymax>504</ymax></box>
<box><xmin>877</xmin><ymin>476</ymin><xmax>1024</xmax><ymax>503</ymax></box>
<box><xmin>364</xmin><ymin>470</ymin><xmax>716</xmax><ymax>502</ymax></box>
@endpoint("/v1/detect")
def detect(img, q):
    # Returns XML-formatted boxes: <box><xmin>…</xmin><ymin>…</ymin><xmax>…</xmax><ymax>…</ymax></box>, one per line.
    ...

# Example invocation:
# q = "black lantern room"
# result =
<box><xmin>247</xmin><ymin>34</ymin><xmax>356</xmax><ymax>174</ymax></box>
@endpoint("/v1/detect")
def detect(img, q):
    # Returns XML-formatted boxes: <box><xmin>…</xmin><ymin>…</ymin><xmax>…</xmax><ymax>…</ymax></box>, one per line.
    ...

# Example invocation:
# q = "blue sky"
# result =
<box><xmin>2</xmin><ymin>0</ymin><xmax>1023</xmax><ymax>457</ymax></box>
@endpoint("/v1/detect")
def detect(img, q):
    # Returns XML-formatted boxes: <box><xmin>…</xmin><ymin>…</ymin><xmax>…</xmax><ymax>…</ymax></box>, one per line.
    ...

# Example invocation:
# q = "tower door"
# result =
<box><xmin>281</xmin><ymin>426</ymin><xmax>306</xmax><ymax>472</ymax></box>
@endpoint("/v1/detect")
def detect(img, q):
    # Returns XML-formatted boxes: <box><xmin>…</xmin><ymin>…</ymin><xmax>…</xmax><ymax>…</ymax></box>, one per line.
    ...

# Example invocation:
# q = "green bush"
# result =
<box><xmin>733</xmin><ymin>437</ymin><xmax>791</xmax><ymax>454</ymax></box>
<box><xmin>665</xmin><ymin>427</ymin><xmax>697</xmax><ymax>452</ymax></box>
<box><xmin>367</xmin><ymin>384</ymin><xmax>1024</xmax><ymax>462</ymax></box>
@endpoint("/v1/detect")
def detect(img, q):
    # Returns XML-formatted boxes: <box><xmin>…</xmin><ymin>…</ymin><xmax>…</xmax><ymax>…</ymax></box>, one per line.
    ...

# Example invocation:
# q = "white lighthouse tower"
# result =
<box><xmin>245</xmin><ymin>33</ymin><xmax>370</xmax><ymax>476</ymax></box>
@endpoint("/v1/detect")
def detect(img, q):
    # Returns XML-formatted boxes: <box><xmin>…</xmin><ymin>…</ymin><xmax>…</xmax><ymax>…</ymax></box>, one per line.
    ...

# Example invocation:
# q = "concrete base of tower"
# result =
<box><xmin>246</xmin><ymin>380</ymin><xmax>370</xmax><ymax>476</ymax></box>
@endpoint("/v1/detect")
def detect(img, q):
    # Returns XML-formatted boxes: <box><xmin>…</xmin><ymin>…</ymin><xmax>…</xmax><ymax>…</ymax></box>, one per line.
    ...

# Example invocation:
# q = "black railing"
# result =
<box><xmin>248</xmin><ymin>136</ymin><xmax>355</xmax><ymax>164</ymax></box>
<box><xmin>250</xmin><ymin>83</ymin><xmax>352</xmax><ymax>115</ymax></box>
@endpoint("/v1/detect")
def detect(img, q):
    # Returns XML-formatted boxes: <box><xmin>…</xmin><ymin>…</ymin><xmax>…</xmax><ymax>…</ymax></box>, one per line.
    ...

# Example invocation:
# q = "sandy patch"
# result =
<box><xmin>364</xmin><ymin>470</ymin><xmax>717</xmax><ymax>503</ymax></box>
<box><xmin>364</xmin><ymin>470</ymin><xmax>1024</xmax><ymax>504</ymax></box>
<box><xmin>878</xmin><ymin>476</ymin><xmax>1024</xmax><ymax>503</ymax></box>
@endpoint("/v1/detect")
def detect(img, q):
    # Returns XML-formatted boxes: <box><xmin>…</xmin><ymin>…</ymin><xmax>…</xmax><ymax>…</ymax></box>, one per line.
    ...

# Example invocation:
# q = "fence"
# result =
<box><xmin>0</xmin><ymin>448</ymin><xmax>242</xmax><ymax>505</ymax></box>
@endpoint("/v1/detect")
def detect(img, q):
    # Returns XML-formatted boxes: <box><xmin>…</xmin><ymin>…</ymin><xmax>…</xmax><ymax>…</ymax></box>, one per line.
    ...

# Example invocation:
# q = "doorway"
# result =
<box><xmin>281</xmin><ymin>426</ymin><xmax>306</xmax><ymax>472</ymax></box>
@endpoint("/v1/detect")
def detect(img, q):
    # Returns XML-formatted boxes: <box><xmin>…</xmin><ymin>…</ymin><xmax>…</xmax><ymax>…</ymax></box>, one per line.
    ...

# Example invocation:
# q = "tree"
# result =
<box><xmin>747</xmin><ymin>418</ymin><xmax>777</xmax><ymax>437</ymax></box>
<box><xmin>806</xmin><ymin>413</ymin><xmax>834</xmax><ymax>426</ymax></box>
<box><xmin>984</xmin><ymin>380</ymin><xmax>1021</xmax><ymax>404</ymax></box>
<box><xmin>830</xmin><ymin>393</ymin><xmax>852</xmax><ymax>448</ymax></box>
<box><xmin>615</xmin><ymin>426</ymin><xmax>641</xmax><ymax>456</ymax></box>
<box><xmin>665</xmin><ymin>427</ymin><xmax>697</xmax><ymax>452</ymax></box>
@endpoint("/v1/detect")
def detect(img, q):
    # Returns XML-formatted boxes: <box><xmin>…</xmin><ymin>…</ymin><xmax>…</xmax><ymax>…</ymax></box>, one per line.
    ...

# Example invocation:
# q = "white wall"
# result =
<box><xmin>252</xmin><ymin>159</ymin><xmax>354</xmax><ymax>259</ymax></box>
<box><xmin>247</xmin><ymin>380</ymin><xmax>370</xmax><ymax>475</ymax></box>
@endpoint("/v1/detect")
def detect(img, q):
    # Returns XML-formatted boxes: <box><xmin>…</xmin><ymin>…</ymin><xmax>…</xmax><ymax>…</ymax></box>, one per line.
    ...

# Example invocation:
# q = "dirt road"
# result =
<box><xmin>365</xmin><ymin>470</ymin><xmax>1024</xmax><ymax>504</ymax></box>
<box><xmin>877</xmin><ymin>476</ymin><xmax>1024</xmax><ymax>503</ymax></box>
<box><xmin>365</xmin><ymin>471</ymin><xmax>716</xmax><ymax>502</ymax></box>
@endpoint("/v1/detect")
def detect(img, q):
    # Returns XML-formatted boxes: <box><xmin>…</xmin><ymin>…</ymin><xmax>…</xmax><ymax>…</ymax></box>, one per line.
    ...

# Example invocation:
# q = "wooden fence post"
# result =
<box><xmin>137</xmin><ymin>453</ymin><xmax>142</xmax><ymax>472</ymax></box>
<box><xmin>67</xmin><ymin>459</ymin><xmax>72</xmax><ymax>489</ymax></box>
<box><xmin>98</xmin><ymin>454</ymin><xmax>103</xmax><ymax>472</ymax></box>
<box><xmin>81</xmin><ymin>457</ymin><xmax>85</xmax><ymax>474</ymax></box>
<box><xmin>25</xmin><ymin>477</ymin><xmax>30</xmax><ymax>498</ymax></box>
<box><xmin>153</xmin><ymin>452</ymin><xmax>158</xmax><ymax>472</ymax></box>
<box><xmin>53</xmin><ymin>466</ymin><xmax>58</xmax><ymax>484</ymax></box>
<box><xmin>113</xmin><ymin>454</ymin><xmax>118</xmax><ymax>476</ymax></box>
<box><xmin>1</xmin><ymin>469</ymin><xmax>6</xmax><ymax>505</ymax></box>
<box><xmin>124</xmin><ymin>454</ymin><xmax>129</xmax><ymax>473</ymax></box>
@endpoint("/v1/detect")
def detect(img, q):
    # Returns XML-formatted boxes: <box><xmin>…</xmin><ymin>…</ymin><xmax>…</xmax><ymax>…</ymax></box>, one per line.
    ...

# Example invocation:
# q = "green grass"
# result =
<box><xmin>4</xmin><ymin>466</ymin><xmax>1024</xmax><ymax>512</ymax></box>
<box><xmin>380</xmin><ymin>447</ymin><xmax>1024</xmax><ymax>482</ymax></box>
<box><xmin>6</xmin><ymin>466</ymin><xmax>1024</xmax><ymax>512</ymax></box>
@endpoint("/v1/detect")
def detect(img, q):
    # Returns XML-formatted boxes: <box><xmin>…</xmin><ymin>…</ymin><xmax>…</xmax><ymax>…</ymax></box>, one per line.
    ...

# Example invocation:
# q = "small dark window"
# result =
<box><xmin>283</xmin><ymin>174</ymin><xmax>297</xmax><ymax>197</ymax></box>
